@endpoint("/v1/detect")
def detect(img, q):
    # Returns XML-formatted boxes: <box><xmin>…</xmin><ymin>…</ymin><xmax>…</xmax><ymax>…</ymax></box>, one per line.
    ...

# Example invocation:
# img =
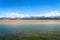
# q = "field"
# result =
<box><xmin>0</xmin><ymin>20</ymin><xmax>60</xmax><ymax>24</ymax></box>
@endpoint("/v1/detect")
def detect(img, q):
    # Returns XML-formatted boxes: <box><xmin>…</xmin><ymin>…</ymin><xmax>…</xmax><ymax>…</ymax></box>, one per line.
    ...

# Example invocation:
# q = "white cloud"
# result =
<box><xmin>0</xmin><ymin>10</ymin><xmax>60</xmax><ymax>18</ymax></box>
<box><xmin>0</xmin><ymin>12</ymin><xmax>22</xmax><ymax>18</ymax></box>
<box><xmin>5</xmin><ymin>12</ymin><xmax>20</xmax><ymax>18</ymax></box>
<box><xmin>0</xmin><ymin>12</ymin><xmax>31</xmax><ymax>18</ymax></box>
<box><xmin>43</xmin><ymin>10</ymin><xmax>60</xmax><ymax>17</ymax></box>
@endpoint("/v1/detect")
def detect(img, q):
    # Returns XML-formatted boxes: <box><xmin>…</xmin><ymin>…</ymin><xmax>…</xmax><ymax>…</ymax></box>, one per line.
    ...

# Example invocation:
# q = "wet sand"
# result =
<box><xmin>0</xmin><ymin>20</ymin><xmax>60</xmax><ymax>24</ymax></box>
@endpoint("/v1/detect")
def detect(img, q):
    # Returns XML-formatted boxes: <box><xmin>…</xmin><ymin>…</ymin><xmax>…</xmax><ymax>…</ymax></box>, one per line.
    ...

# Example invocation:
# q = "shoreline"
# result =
<box><xmin>0</xmin><ymin>20</ymin><xmax>60</xmax><ymax>24</ymax></box>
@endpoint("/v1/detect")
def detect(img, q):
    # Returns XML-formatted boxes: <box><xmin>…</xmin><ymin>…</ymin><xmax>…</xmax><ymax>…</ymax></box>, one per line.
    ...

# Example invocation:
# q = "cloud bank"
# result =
<box><xmin>0</xmin><ymin>10</ymin><xmax>60</xmax><ymax>18</ymax></box>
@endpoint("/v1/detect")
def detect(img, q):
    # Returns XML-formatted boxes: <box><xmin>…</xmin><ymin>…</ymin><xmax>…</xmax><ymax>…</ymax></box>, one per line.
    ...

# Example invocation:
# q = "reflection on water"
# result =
<box><xmin>0</xmin><ymin>24</ymin><xmax>60</xmax><ymax>40</ymax></box>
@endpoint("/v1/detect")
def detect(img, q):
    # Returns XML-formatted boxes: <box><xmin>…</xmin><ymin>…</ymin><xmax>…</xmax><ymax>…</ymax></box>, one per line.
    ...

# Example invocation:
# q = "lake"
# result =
<box><xmin>0</xmin><ymin>24</ymin><xmax>60</xmax><ymax>40</ymax></box>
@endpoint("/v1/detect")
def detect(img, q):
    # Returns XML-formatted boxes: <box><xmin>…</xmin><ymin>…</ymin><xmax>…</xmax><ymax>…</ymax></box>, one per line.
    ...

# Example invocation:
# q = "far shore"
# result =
<box><xmin>0</xmin><ymin>20</ymin><xmax>60</xmax><ymax>24</ymax></box>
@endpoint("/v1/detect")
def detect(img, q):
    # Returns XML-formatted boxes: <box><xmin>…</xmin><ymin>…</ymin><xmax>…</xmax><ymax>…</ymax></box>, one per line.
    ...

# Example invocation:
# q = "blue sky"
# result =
<box><xmin>0</xmin><ymin>0</ymin><xmax>60</xmax><ymax>17</ymax></box>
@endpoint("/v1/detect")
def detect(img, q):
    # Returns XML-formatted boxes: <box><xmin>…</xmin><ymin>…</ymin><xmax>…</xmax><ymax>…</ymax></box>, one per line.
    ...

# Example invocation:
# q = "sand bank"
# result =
<box><xmin>0</xmin><ymin>20</ymin><xmax>60</xmax><ymax>24</ymax></box>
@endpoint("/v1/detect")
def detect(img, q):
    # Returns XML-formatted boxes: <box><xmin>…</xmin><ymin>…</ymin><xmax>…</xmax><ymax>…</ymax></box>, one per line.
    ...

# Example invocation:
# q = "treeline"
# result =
<box><xmin>22</xmin><ymin>17</ymin><xmax>60</xmax><ymax>20</ymax></box>
<box><xmin>0</xmin><ymin>17</ymin><xmax>60</xmax><ymax>20</ymax></box>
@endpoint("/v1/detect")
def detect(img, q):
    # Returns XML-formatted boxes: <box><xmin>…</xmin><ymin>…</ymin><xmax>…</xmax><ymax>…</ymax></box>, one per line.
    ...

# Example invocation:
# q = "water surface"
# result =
<box><xmin>0</xmin><ymin>24</ymin><xmax>60</xmax><ymax>40</ymax></box>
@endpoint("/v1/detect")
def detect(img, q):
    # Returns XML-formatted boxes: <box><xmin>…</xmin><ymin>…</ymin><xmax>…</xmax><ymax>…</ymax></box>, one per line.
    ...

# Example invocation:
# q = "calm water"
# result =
<box><xmin>0</xmin><ymin>24</ymin><xmax>60</xmax><ymax>32</ymax></box>
<box><xmin>0</xmin><ymin>24</ymin><xmax>60</xmax><ymax>40</ymax></box>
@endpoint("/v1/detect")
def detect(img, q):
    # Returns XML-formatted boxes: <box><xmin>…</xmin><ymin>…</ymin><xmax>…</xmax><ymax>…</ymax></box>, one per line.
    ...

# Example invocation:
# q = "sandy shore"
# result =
<box><xmin>0</xmin><ymin>20</ymin><xmax>60</xmax><ymax>24</ymax></box>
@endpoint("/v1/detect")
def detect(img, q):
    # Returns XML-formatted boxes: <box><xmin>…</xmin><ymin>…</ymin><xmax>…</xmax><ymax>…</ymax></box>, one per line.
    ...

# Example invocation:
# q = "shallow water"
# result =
<box><xmin>0</xmin><ymin>24</ymin><xmax>60</xmax><ymax>40</ymax></box>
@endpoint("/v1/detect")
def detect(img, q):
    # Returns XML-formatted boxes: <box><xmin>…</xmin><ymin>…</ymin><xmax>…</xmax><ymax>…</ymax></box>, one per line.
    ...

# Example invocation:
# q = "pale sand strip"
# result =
<box><xmin>0</xmin><ymin>20</ymin><xmax>60</xmax><ymax>24</ymax></box>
